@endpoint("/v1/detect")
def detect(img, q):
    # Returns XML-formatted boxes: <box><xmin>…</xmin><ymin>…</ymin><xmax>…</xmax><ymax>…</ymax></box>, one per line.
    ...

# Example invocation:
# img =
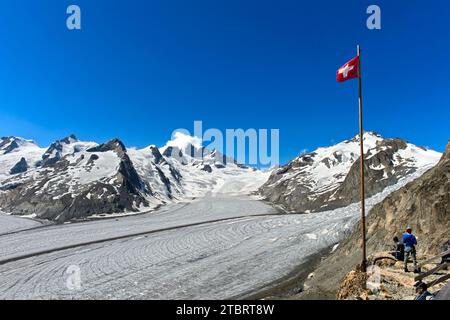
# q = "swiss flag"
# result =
<box><xmin>337</xmin><ymin>56</ymin><xmax>360</xmax><ymax>82</ymax></box>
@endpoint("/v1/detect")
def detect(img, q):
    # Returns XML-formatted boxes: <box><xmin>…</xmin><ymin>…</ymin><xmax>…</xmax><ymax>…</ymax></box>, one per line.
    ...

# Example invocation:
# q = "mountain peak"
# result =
<box><xmin>0</xmin><ymin>136</ymin><xmax>35</xmax><ymax>144</ymax></box>
<box><xmin>348</xmin><ymin>131</ymin><xmax>383</xmax><ymax>143</ymax></box>
<box><xmin>60</xmin><ymin>134</ymin><xmax>78</xmax><ymax>144</ymax></box>
<box><xmin>87</xmin><ymin>138</ymin><xmax>127</xmax><ymax>154</ymax></box>
<box><xmin>260</xmin><ymin>132</ymin><xmax>441</xmax><ymax>214</ymax></box>
<box><xmin>0</xmin><ymin>136</ymin><xmax>39</xmax><ymax>154</ymax></box>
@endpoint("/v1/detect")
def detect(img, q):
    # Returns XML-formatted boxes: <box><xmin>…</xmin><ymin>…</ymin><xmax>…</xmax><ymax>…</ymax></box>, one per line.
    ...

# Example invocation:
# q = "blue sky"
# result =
<box><xmin>0</xmin><ymin>0</ymin><xmax>449</xmax><ymax>165</ymax></box>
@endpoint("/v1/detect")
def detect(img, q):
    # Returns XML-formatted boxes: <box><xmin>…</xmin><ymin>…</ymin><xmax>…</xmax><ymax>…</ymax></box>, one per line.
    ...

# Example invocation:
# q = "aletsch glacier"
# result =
<box><xmin>0</xmin><ymin>132</ymin><xmax>442</xmax><ymax>299</ymax></box>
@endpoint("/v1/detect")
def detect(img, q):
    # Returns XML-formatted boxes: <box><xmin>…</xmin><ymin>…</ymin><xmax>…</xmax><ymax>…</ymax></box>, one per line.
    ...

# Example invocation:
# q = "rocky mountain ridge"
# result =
<box><xmin>0</xmin><ymin>132</ymin><xmax>443</xmax><ymax>224</ymax></box>
<box><xmin>0</xmin><ymin>133</ymin><xmax>260</xmax><ymax>222</ymax></box>
<box><xmin>259</xmin><ymin>132</ymin><xmax>441</xmax><ymax>213</ymax></box>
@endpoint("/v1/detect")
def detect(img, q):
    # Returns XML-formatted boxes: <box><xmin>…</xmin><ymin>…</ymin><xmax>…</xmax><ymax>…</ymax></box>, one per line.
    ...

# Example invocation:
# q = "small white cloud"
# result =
<box><xmin>163</xmin><ymin>132</ymin><xmax>202</xmax><ymax>150</ymax></box>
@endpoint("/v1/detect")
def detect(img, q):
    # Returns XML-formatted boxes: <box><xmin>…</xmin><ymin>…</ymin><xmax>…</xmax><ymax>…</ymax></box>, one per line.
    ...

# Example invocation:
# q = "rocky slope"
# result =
<box><xmin>259</xmin><ymin>132</ymin><xmax>441</xmax><ymax>213</ymax></box>
<box><xmin>0</xmin><ymin>133</ymin><xmax>262</xmax><ymax>222</ymax></box>
<box><xmin>298</xmin><ymin>139</ymin><xmax>450</xmax><ymax>299</ymax></box>
<box><xmin>355</xmin><ymin>140</ymin><xmax>450</xmax><ymax>254</ymax></box>
<box><xmin>335</xmin><ymin>252</ymin><xmax>449</xmax><ymax>300</ymax></box>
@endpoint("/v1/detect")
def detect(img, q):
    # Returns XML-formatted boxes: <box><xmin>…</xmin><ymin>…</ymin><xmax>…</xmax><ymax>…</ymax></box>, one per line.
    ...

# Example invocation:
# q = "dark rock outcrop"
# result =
<box><xmin>162</xmin><ymin>146</ymin><xmax>187</xmax><ymax>166</ymax></box>
<box><xmin>156</xmin><ymin>167</ymin><xmax>172</xmax><ymax>197</ymax></box>
<box><xmin>0</xmin><ymin>137</ymin><xmax>32</xmax><ymax>155</ymax></box>
<box><xmin>87</xmin><ymin>154</ymin><xmax>99</xmax><ymax>164</ymax></box>
<box><xmin>10</xmin><ymin>157</ymin><xmax>28</xmax><ymax>175</ymax></box>
<box><xmin>87</xmin><ymin>138</ymin><xmax>126</xmax><ymax>155</ymax></box>
<box><xmin>41</xmin><ymin>135</ymin><xmax>78</xmax><ymax>167</ymax></box>
<box><xmin>214</xmin><ymin>162</ymin><xmax>225</xmax><ymax>169</ymax></box>
<box><xmin>149</xmin><ymin>146</ymin><xmax>164</xmax><ymax>164</ymax></box>
<box><xmin>117</xmin><ymin>153</ymin><xmax>146</xmax><ymax>194</ymax></box>
<box><xmin>3</xmin><ymin>140</ymin><xmax>19</xmax><ymax>154</ymax></box>
<box><xmin>201</xmin><ymin>164</ymin><xmax>212</xmax><ymax>173</ymax></box>
<box><xmin>169</xmin><ymin>166</ymin><xmax>182</xmax><ymax>182</ymax></box>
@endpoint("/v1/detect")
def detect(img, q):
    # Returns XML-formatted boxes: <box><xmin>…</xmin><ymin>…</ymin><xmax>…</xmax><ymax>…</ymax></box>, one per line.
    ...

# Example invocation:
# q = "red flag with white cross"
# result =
<box><xmin>336</xmin><ymin>56</ymin><xmax>360</xmax><ymax>82</ymax></box>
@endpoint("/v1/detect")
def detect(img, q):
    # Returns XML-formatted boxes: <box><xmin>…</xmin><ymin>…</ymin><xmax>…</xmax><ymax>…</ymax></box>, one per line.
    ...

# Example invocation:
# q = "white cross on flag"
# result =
<box><xmin>336</xmin><ymin>56</ymin><xmax>360</xmax><ymax>82</ymax></box>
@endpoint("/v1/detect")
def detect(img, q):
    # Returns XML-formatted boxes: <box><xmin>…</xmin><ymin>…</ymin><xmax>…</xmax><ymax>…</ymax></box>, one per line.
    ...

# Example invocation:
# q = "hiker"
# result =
<box><xmin>390</xmin><ymin>236</ymin><xmax>405</xmax><ymax>261</ymax></box>
<box><xmin>414</xmin><ymin>281</ymin><xmax>433</xmax><ymax>300</ymax></box>
<box><xmin>402</xmin><ymin>227</ymin><xmax>418</xmax><ymax>273</ymax></box>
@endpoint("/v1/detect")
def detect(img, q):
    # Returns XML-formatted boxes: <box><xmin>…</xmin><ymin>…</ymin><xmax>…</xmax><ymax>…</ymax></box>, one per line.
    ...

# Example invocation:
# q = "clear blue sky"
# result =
<box><xmin>0</xmin><ymin>0</ymin><xmax>449</xmax><ymax>165</ymax></box>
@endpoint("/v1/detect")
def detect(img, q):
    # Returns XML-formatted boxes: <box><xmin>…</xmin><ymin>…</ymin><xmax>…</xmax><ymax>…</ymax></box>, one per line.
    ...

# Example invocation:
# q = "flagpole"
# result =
<box><xmin>357</xmin><ymin>44</ymin><xmax>367</xmax><ymax>273</ymax></box>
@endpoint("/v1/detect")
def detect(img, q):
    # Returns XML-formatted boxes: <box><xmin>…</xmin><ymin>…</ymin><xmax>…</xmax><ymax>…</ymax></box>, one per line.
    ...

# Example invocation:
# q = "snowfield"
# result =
<box><xmin>0</xmin><ymin>163</ymin><xmax>435</xmax><ymax>299</ymax></box>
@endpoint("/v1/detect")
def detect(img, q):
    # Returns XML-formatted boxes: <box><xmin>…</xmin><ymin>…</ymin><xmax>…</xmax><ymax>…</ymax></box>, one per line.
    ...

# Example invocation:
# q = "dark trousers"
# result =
<box><xmin>404</xmin><ymin>247</ymin><xmax>417</xmax><ymax>270</ymax></box>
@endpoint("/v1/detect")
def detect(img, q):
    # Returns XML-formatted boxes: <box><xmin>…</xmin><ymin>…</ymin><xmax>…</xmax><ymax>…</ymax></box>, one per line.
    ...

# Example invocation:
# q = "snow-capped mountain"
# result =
<box><xmin>0</xmin><ymin>137</ymin><xmax>46</xmax><ymax>180</ymax></box>
<box><xmin>259</xmin><ymin>132</ymin><xmax>442</xmax><ymax>213</ymax></box>
<box><xmin>0</xmin><ymin>131</ymin><xmax>442</xmax><ymax>222</ymax></box>
<box><xmin>0</xmin><ymin>133</ymin><xmax>266</xmax><ymax>222</ymax></box>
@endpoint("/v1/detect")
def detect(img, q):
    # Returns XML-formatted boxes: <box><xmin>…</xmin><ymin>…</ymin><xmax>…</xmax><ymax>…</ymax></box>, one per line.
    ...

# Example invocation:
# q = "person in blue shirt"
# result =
<box><xmin>414</xmin><ymin>282</ymin><xmax>433</xmax><ymax>300</ymax></box>
<box><xmin>403</xmin><ymin>227</ymin><xmax>418</xmax><ymax>272</ymax></box>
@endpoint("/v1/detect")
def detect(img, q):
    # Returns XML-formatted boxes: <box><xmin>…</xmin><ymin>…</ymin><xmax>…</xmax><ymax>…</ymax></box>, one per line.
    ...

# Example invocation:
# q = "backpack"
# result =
<box><xmin>396</xmin><ymin>243</ymin><xmax>405</xmax><ymax>260</ymax></box>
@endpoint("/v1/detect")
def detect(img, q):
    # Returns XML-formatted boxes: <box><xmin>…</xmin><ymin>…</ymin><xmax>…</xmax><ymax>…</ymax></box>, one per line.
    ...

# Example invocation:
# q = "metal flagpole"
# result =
<box><xmin>357</xmin><ymin>44</ymin><xmax>367</xmax><ymax>273</ymax></box>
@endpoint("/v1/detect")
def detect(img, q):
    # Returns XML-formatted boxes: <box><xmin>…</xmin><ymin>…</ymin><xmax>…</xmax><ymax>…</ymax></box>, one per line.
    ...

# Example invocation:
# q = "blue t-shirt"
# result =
<box><xmin>403</xmin><ymin>233</ymin><xmax>417</xmax><ymax>248</ymax></box>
